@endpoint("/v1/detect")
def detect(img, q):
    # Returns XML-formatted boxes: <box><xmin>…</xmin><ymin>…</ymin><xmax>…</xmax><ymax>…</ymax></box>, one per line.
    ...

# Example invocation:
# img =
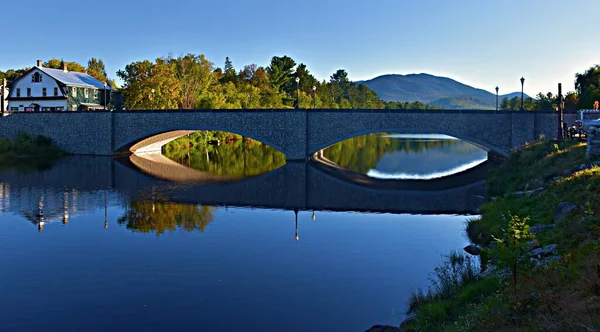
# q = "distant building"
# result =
<box><xmin>7</xmin><ymin>60</ymin><xmax>119</xmax><ymax>112</ymax></box>
<box><xmin>1</xmin><ymin>78</ymin><xmax>8</xmax><ymax>114</ymax></box>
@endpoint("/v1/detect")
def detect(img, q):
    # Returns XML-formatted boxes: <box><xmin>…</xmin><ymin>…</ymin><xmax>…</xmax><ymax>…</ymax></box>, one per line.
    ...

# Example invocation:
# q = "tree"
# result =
<box><xmin>221</xmin><ymin>57</ymin><xmax>237</xmax><ymax>84</ymax></box>
<box><xmin>43</xmin><ymin>59</ymin><xmax>86</xmax><ymax>73</ymax></box>
<box><xmin>575</xmin><ymin>65</ymin><xmax>600</xmax><ymax>109</ymax></box>
<box><xmin>266</xmin><ymin>56</ymin><xmax>296</xmax><ymax>94</ymax></box>
<box><xmin>87</xmin><ymin>58</ymin><xmax>107</xmax><ymax>81</ymax></box>
<box><xmin>117</xmin><ymin>58</ymin><xmax>181</xmax><ymax>110</ymax></box>
<box><xmin>535</xmin><ymin>92</ymin><xmax>556</xmax><ymax>111</ymax></box>
<box><xmin>500</xmin><ymin>97</ymin><xmax>510</xmax><ymax>110</ymax></box>
<box><xmin>173</xmin><ymin>54</ymin><xmax>215</xmax><ymax>109</ymax></box>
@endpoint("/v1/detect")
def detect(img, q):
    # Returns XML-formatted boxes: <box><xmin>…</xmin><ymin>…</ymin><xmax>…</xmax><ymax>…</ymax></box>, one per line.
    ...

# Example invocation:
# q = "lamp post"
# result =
<box><xmin>151</xmin><ymin>88</ymin><xmax>155</xmax><ymax>110</ymax></box>
<box><xmin>495</xmin><ymin>86</ymin><xmax>499</xmax><ymax>111</ymax></box>
<box><xmin>295</xmin><ymin>77</ymin><xmax>300</xmax><ymax>109</ymax></box>
<box><xmin>312</xmin><ymin>85</ymin><xmax>317</xmax><ymax>109</ymax></box>
<box><xmin>520</xmin><ymin>77</ymin><xmax>525</xmax><ymax>111</ymax></box>
<box><xmin>103</xmin><ymin>82</ymin><xmax>107</xmax><ymax>110</ymax></box>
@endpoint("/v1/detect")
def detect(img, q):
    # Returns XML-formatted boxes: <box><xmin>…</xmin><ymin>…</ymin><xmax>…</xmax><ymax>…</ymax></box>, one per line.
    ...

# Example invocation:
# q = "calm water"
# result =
<box><xmin>0</xmin><ymin>133</ymin><xmax>488</xmax><ymax>331</ymax></box>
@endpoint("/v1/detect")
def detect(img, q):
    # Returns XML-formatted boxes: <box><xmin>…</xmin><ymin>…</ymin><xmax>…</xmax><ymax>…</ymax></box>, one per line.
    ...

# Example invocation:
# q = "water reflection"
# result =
<box><xmin>118</xmin><ymin>200</ymin><xmax>215</xmax><ymax>235</ymax></box>
<box><xmin>0</xmin><ymin>156</ymin><xmax>482</xmax><ymax>331</ymax></box>
<box><xmin>163</xmin><ymin>136</ymin><xmax>286</xmax><ymax>177</ymax></box>
<box><xmin>323</xmin><ymin>133</ymin><xmax>488</xmax><ymax>180</ymax></box>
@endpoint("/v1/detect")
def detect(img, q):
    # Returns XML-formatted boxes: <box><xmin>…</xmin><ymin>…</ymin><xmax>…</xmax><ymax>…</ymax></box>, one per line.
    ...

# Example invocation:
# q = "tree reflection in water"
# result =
<box><xmin>163</xmin><ymin>135</ymin><xmax>286</xmax><ymax>177</ymax></box>
<box><xmin>323</xmin><ymin>133</ymin><xmax>467</xmax><ymax>174</ymax></box>
<box><xmin>118</xmin><ymin>200</ymin><xmax>216</xmax><ymax>236</ymax></box>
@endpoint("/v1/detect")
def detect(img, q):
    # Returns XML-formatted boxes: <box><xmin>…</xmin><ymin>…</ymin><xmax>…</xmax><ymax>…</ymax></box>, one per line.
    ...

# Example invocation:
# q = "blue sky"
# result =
<box><xmin>2</xmin><ymin>0</ymin><xmax>598</xmax><ymax>95</ymax></box>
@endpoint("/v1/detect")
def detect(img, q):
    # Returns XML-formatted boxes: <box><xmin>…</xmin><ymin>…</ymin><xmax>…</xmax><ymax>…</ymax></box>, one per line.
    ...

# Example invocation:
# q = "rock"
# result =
<box><xmin>552</xmin><ymin>176</ymin><xmax>563</xmax><ymax>182</ymax></box>
<box><xmin>513</xmin><ymin>188</ymin><xmax>544</xmax><ymax>197</ymax></box>
<box><xmin>529</xmin><ymin>224</ymin><xmax>556</xmax><ymax>234</ymax></box>
<box><xmin>464</xmin><ymin>244</ymin><xmax>482</xmax><ymax>256</ymax></box>
<box><xmin>526</xmin><ymin>239</ymin><xmax>541</xmax><ymax>250</ymax></box>
<box><xmin>593</xmin><ymin>161</ymin><xmax>600</xmax><ymax>167</ymax></box>
<box><xmin>532</xmin><ymin>255</ymin><xmax>562</xmax><ymax>269</ymax></box>
<box><xmin>579</xmin><ymin>164</ymin><xmax>592</xmax><ymax>171</ymax></box>
<box><xmin>480</xmin><ymin>264</ymin><xmax>511</xmax><ymax>279</ymax></box>
<box><xmin>365</xmin><ymin>325</ymin><xmax>403</xmax><ymax>332</ymax></box>
<box><xmin>531</xmin><ymin>244</ymin><xmax>558</xmax><ymax>257</ymax></box>
<box><xmin>399</xmin><ymin>314</ymin><xmax>417</xmax><ymax>329</ymax></box>
<box><xmin>554</xmin><ymin>202</ymin><xmax>577</xmax><ymax>222</ymax></box>
<box><xmin>563</xmin><ymin>169</ymin><xmax>572</xmax><ymax>176</ymax></box>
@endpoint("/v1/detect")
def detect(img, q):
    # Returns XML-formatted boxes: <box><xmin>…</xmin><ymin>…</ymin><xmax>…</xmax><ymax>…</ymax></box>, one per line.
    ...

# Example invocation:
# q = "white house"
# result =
<box><xmin>7</xmin><ymin>60</ymin><xmax>113</xmax><ymax>112</ymax></box>
<box><xmin>1</xmin><ymin>78</ymin><xmax>7</xmax><ymax>114</ymax></box>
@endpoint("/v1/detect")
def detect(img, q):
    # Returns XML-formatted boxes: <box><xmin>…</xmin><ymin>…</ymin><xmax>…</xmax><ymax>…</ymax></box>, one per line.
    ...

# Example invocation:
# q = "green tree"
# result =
<box><xmin>500</xmin><ymin>97</ymin><xmax>510</xmax><ymax>110</ymax></box>
<box><xmin>575</xmin><ymin>65</ymin><xmax>600</xmax><ymax>109</ymax></box>
<box><xmin>266</xmin><ymin>56</ymin><xmax>296</xmax><ymax>94</ymax></box>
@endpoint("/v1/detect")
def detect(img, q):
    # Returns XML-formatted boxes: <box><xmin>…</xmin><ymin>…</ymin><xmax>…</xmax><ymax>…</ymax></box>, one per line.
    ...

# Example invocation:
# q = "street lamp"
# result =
<box><xmin>151</xmin><ymin>88</ymin><xmax>155</xmax><ymax>110</ymax></box>
<box><xmin>295</xmin><ymin>77</ymin><xmax>300</xmax><ymax>109</ymax></box>
<box><xmin>495</xmin><ymin>86</ymin><xmax>499</xmax><ymax>111</ymax></box>
<box><xmin>312</xmin><ymin>86</ymin><xmax>317</xmax><ymax>109</ymax></box>
<box><xmin>520</xmin><ymin>77</ymin><xmax>525</xmax><ymax>111</ymax></box>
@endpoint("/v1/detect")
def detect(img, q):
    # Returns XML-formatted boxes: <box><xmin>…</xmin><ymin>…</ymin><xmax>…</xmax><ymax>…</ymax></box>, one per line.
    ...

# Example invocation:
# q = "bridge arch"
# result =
<box><xmin>308</xmin><ymin>128</ymin><xmax>510</xmax><ymax>158</ymax></box>
<box><xmin>115</xmin><ymin>126</ymin><xmax>289</xmax><ymax>156</ymax></box>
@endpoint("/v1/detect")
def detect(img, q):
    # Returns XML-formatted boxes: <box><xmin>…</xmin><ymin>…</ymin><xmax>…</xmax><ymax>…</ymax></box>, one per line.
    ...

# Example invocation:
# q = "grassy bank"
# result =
<box><xmin>0</xmin><ymin>133</ymin><xmax>65</xmax><ymax>169</ymax></box>
<box><xmin>405</xmin><ymin>140</ymin><xmax>600</xmax><ymax>331</ymax></box>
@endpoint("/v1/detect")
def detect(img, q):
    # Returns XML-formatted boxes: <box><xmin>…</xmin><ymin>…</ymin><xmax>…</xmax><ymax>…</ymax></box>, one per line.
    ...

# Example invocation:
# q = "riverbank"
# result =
<box><xmin>0</xmin><ymin>133</ymin><xmax>65</xmax><ymax>169</ymax></box>
<box><xmin>397</xmin><ymin>139</ymin><xmax>600</xmax><ymax>331</ymax></box>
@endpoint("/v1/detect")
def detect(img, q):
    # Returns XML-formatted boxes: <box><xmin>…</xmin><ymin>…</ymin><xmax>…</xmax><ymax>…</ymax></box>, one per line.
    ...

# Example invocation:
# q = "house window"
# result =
<box><xmin>16</xmin><ymin>88</ymin><xmax>20</xmax><ymax>97</ymax></box>
<box><xmin>42</xmin><ymin>88</ymin><xmax>47</xmax><ymax>97</ymax></box>
<box><xmin>72</xmin><ymin>87</ymin><xmax>77</xmax><ymax>97</ymax></box>
<box><xmin>31</xmin><ymin>72</ymin><xmax>42</xmax><ymax>83</ymax></box>
<box><xmin>94</xmin><ymin>89</ymin><xmax>98</xmax><ymax>99</ymax></box>
<box><xmin>27</xmin><ymin>88</ymin><xmax>31</xmax><ymax>97</ymax></box>
<box><xmin>84</xmin><ymin>89</ymin><xmax>89</xmax><ymax>98</ymax></box>
<box><xmin>54</xmin><ymin>87</ymin><xmax>58</xmax><ymax>96</ymax></box>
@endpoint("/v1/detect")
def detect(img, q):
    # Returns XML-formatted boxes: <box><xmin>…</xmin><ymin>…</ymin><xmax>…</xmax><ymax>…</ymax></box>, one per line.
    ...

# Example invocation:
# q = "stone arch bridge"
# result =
<box><xmin>0</xmin><ymin>109</ymin><xmax>561</xmax><ymax>159</ymax></box>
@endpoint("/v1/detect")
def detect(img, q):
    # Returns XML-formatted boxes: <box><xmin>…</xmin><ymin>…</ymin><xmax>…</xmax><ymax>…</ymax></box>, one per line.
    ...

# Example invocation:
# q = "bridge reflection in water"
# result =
<box><xmin>0</xmin><ymin>153</ymin><xmax>487</xmax><ymax>220</ymax></box>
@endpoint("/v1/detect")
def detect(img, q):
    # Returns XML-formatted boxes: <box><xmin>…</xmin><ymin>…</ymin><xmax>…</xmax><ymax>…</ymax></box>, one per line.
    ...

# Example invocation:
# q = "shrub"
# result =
<box><xmin>0</xmin><ymin>139</ymin><xmax>12</xmax><ymax>153</ymax></box>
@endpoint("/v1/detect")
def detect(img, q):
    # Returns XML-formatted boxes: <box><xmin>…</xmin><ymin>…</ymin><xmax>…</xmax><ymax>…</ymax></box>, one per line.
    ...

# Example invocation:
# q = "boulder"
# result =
<box><xmin>526</xmin><ymin>239</ymin><xmax>541</xmax><ymax>250</ymax></box>
<box><xmin>464</xmin><ymin>244</ymin><xmax>482</xmax><ymax>256</ymax></box>
<box><xmin>513</xmin><ymin>188</ymin><xmax>544</xmax><ymax>197</ymax></box>
<box><xmin>365</xmin><ymin>325</ymin><xmax>403</xmax><ymax>332</ymax></box>
<box><xmin>552</xmin><ymin>176</ymin><xmax>563</xmax><ymax>182</ymax></box>
<box><xmin>530</xmin><ymin>244</ymin><xmax>558</xmax><ymax>257</ymax></box>
<box><xmin>563</xmin><ymin>169</ymin><xmax>572</xmax><ymax>176</ymax></box>
<box><xmin>532</xmin><ymin>255</ymin><xmax>562</xmax><ymax>269</ymax></box>
<box><xmin>554</xmin><ymin>202</ymin><xmax>577</xmax><ymax>222</ymax></box>
<box><xmin>529</xmin><ymin>224</ymin><xmax>556</xmax><ymax>234</ymax></box>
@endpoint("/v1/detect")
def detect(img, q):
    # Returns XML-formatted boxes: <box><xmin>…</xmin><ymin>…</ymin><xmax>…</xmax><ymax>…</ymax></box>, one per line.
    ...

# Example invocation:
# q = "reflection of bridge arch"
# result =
<box><xmin>0</xmin><ymin>156</ymin><xmax>487</xmax><ymax>215</ymax></box>
<box><xmin>312</xmin><ymin>151</ymin><xmax>492</xmax><ymax>191</ymax></box>
<box><xmin>127</xmin><ymin>153</ymin><xmax>245</xmax><ymax>183</ymax></box>
<box><xmin>309</xmin><ymin>128</ymin><xmax>507</xmax><ymax>158</ymax></box>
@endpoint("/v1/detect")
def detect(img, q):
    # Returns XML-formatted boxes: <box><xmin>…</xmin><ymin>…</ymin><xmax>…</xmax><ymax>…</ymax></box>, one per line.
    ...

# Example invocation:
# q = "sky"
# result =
<box><xmin>2</xmin><ymin>0</ymin><xmax>599</xmax><ymax>95</ymax></box>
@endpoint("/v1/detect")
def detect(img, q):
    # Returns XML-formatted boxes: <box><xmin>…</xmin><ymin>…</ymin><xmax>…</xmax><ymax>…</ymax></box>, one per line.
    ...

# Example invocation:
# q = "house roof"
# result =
<box><xmin>36</xmin><ymin>67</ymin><xmax>112</xmax><ymax>90</ymax></box>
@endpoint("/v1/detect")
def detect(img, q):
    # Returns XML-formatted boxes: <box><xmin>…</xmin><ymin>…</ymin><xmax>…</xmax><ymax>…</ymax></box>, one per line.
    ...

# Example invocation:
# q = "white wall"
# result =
<box><xmin>8</xmin><ymin>68</ymin><xmax>63</xmax><ymax>99</ymax></box>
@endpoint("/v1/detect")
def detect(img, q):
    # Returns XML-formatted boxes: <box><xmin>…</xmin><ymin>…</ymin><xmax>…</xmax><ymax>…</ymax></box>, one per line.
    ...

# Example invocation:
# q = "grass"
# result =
<box><xmin>405</xmin><ymin>139</ymin><xmax>600</xmax><ymax>331</ymax></box>
<box><xmin>0</xmin><ymin>132</ymin><xmax>65</xmax><ymax>168</ymax></box>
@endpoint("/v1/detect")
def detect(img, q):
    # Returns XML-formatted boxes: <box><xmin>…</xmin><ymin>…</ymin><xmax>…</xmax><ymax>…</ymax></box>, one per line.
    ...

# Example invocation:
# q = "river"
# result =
<box><xmin>0</xmin><ymin>133</ymin><xmax>489</xmax><ymax>331</ymax></box>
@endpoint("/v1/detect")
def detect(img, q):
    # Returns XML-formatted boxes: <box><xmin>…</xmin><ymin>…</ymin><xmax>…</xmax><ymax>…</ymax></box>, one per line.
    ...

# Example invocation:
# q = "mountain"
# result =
<box><xmin>356</xmin><ymin>73</ymin><xmax>529</xmax><ymax>109</ymax></box>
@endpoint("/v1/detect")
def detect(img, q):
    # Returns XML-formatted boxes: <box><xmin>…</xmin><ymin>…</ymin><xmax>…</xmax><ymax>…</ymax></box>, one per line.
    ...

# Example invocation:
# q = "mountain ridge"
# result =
<box><xmin>356</xmin><ymin>73</ymin><xmax>529</xmax><ymax>109</ymax></box>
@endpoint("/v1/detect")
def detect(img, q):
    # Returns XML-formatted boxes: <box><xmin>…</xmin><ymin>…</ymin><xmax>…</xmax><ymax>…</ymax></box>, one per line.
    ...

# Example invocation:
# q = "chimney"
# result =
<box><xmin>62</xmin><ymin>62</ymin><xmax>68</xmax><ymax>72</ymax></box>
<box><xmin>37</xmin><ymin>59</ymin><xmax>43</xmax><ymax>67</ymax></box>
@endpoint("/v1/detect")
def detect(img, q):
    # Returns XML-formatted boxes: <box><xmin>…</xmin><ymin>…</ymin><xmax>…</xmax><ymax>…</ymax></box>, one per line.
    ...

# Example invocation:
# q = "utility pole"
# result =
<box><xmin>557</xmin><ymin>83</ymin><xmax>564</xmax><ymax>139</ymax></box>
